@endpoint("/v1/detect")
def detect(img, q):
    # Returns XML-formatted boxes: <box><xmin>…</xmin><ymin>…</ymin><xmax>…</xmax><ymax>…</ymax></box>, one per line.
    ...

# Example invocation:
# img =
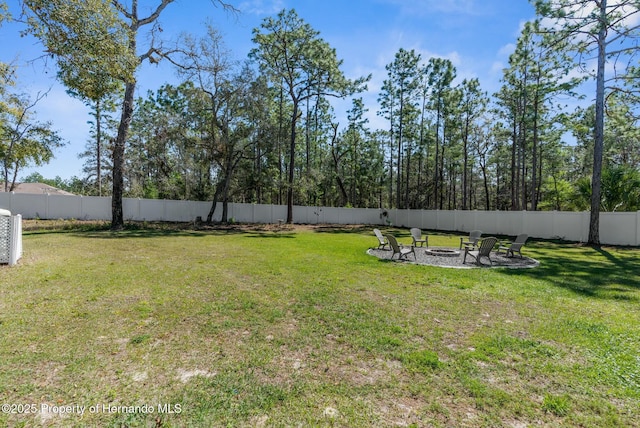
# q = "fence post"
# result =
<box><xmin>9</xmin><ymin>214</ymin><xmax>22</xmax><ymax>266</ymax></box>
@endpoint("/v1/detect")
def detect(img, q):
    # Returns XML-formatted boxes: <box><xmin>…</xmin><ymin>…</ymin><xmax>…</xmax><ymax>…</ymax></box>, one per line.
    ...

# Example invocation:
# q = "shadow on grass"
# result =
<box><xmin>23</xmin><ymin>220</ymin><xmax>304</xmax><ymax>239</ymax></box>
<box><xmin>24</xmin><ymin>223</ymin><xmax>261</xmax><ymax>239</ymax></box>
<box><xmin>313</xmin><ymin>225</ymin><xmax>379</xmax><ymax>234</ymax></box>
<box><xmin>75</xmin><ymin>229</ymin><xmax>210</xmax><ymax>239</ymax></box>
<box><xmin>244</xmin><ymin>232</ymin><xmax>297</xmax><ymax>239</ymax></box>
<box><xmin>67</xmin><ymin>223</ymin><xmax>403</xmax><ymax>239</ymax></box>
<box><xmin>505</xmin><ymin>243</ymin><xmax>640</xmax><ymax>301</ymax></box>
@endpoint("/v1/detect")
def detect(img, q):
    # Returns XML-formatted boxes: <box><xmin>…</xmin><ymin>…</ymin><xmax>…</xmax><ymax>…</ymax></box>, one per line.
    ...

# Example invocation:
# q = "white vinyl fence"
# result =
<box><xmin>1</xmin><ymin>192</ymin><xmax>639</xmax><ymax>246</ymax></box>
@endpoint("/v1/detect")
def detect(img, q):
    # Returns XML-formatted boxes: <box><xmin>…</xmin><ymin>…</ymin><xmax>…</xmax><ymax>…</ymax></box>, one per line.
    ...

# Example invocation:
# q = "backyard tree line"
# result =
<box><xmin>3</xmin><ymin>1</ymin><xmax>640</xmax><ymax>242</ymax></box>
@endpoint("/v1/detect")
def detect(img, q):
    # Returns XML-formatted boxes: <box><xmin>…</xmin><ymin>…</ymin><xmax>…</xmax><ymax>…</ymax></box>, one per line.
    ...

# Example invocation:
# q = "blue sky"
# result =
<box><xmin>1</xmin><ymin>0</ymin><xmax>536</xmax><ymax>181</ymax></box>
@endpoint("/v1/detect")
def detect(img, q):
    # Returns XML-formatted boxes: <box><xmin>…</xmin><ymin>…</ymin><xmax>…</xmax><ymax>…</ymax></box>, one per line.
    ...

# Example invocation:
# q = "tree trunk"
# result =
<box><xmin>433</xmin><ymin>101</ymin><xmax>441</xmax><ymax>209</ymax></box>
<box><xmin>531</xmin><ymin>87</ymin><xmax>539</xmax><ymax>211</ymax></box>
<box><xmin>462</xmin><ymin>132</ymin><xmax>469</xmax><ymax>210</ymax></box>
<box><xmin>397</xmin><ymin>96</ymin><xmax>403</xmax><ymax>209</ymax></box>
<box><xmin>111</xmin><ymin>81</ymin><xmax>136</xmax><ymax>230</ymax></box>
<box><xmin>330</xmin><ymin>125</ymin><xmax>348</xmax><ymax>205</ymax></box>
<box><xmin>482</xmin><ymin>164</ymin><xmax>490</xmax><ymax>210</ymax></box>
<box><xmin>405</xmin><ymin>140</ymin><xmax>411</xmax><ymax>208</ymax></box>
<box><xmin>278</xmin><ymin>84</ymin><xmax>284</xmax><ymax>205</ymax></box>
<box><xmin>206</xmin><ymin>181</ymin><xmax>223</xmax><ymax>223</ymax></box>
<box><xmin>220</xmin><ymin>146</ymin><xmax>236</xmax><ymax>223</ymax></box>
<box><xmin>589</xmin><ymin>0</ymin><xmax>607</xmax><ymax>246</ymax></box>
<box><xmin>10</xmin><ymin>164</ymin><xmax>19</xmax><ymax>192</ymax></box>
<box><xmin>286</xmin><ymin>102</ymin><xmax>299</xmax><ymax>223</ymax></box>
<box><xmin>510</xmin><ymin>121</ymin><xmax>517</xmax><ymax>210</ymax></box>
<box><xmin>96</xmin><ymin>100</ymin><xmax>103</xmax><ymax>196</ymax></box>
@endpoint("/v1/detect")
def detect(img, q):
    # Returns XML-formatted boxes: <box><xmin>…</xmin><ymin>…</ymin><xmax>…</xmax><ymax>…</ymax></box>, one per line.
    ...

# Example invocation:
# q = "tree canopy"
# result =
<box><xmin>250</xmin><ymin>8</ymin><xmax>368</xmax><ymax>223</ymax></box>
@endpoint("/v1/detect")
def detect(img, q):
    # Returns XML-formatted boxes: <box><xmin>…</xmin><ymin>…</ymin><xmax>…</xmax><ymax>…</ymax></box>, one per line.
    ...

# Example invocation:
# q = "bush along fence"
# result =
<box><xmin>1</xmin><ymin>192</ymin><xmax>639</xmax><ymax>246</ymax></box>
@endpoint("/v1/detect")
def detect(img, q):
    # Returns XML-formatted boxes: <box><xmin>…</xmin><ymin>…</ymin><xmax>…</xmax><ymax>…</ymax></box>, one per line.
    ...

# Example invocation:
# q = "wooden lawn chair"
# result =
<box><xmin>463</xmin><ymin>236</ymin><xmax>498</xmax><ymax>266</ymax></box>
<box><xmin>373</xmin><ymin>228</ymin><xmax>389</xmax><ymax>250</ymax></box>
<box><xmin>460</xmin><ymin>230</ymin><xmax>482</xmax><ymax>249</ymax></box>
<box><xmin>497</xmin><ymin>234</ymin><xmax>528</xmax><ymax>258</ymax></box>
<box><xmin>410</xmin><ymin>228</ymin><xmax>428</xmax><ymax>247</ymax></box>
<box><xmin>386</xmin><ymin>234</ymin><xmax>416</xmax><ymax>261</ymax></box>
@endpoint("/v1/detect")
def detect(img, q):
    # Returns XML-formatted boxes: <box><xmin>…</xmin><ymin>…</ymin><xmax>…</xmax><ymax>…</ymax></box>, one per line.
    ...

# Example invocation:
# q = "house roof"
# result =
<box><xmin>1</xmin><ymin>182</ymin><xmax>75</xmax><ymax>196</ymax></box>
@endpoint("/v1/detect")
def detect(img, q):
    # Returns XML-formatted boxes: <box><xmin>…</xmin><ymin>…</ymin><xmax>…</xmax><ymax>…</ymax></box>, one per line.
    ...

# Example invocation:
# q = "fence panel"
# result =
<box><xmin>80</xmin><ymin>196</ymin><xmax>111</xmax><ymax>220</ymax></box>
<box><xmin>46</xmin><ymin>195</ymin><xmax>80</xmax><ymax>219</ymax></box>
<box><xmin>550</xmin><ymin>211</ymin><xmax>586</xmax><ymax>243</ymax></box>
<box><xmin>497</xmin><ymin>212</ymin><xmax>524</xmax><ymax>237</ymax></box>
<box><xmin>406</xmin><ymin>210</ymin><xmax>423</xmax><ymax>229</ymax></box>
<box><xmin>272</xmin><ymin>205</ymin><xmax>288</xmax><ymax>223</ymax></box>
<box><xmin>251</xmin><ymin>204</ymin><xmax>269</xmax><ymax>223</ymax></box>
<box><xmin>472</xmin><ymin>212</ymin><xmax>501</xmax><ymax>235</ymax></box>
<box><xmin>315</xmin><ymin>207</ymin><xmax>334</xmax><ymax>224</ymax></box>
<box><xmin>229</xmin><ymin>203</ymin><xmax>256</xmax><ymax>223</ymax></box>
<box><xmin>250</xmin><ymin>204</ymin><xmax>276</xmax><ymax>223</ymax></box>
<box><xmin>128</xmin><ymin>198</ymin><xmax>161</xmax><ymax>221</ymax></box>
<box><xmin>455</xmin><ymin>210</ymin><xmax>478</xmax><ymax>233</ymax></box>
<box><xmin>421</xmin><ymin>211</ymin><xmax>438</xmax><ymax>230</ymax></box>
<box><xmin>391</xmin><ymin>209</ymin><xmax>410</xmax><ymax>228</ymax></box>
<box><xmin>164</xmin><ymin>200</ymin><xmax>197</xmax><ymax>222</ymax></box>
<box><xmin>600</xmin><ymin>212</ymin><xmax>638</xmax><ymax>246</ymax></box>
<box><xmin>4</xmin><ymin>193</ymin><xmax>48</xmax><ymax>218</ymax></box>
<box><xmin>337</xmin><ymin>208</ymin><xmax>360</xmax><ymax>224</ymax></box>
<box><xmin>435</xmin><ymin>210</ymin><xmax>456</xmax><ymax>231</ymax></box>
<box><xmin>353</xmin><ymin>208</ymin><xmax>381</xmax><ymax>226</ymax></box>
<box><xmin>0</xmin><ymin>193</ymin><xmax>8</xmax><ymax>212</ymax></box>
<box><xmin>522</xmin><ymin>212</ymin><xmax>553</xmax><ymax>239</ymax></box>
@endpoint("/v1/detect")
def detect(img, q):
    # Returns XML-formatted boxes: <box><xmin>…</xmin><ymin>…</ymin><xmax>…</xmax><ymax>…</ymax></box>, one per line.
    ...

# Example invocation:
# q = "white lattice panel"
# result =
<box><xmin>0</xmin><ymin>215</ymin><xmax>10</xmax><ymax>264</ymax></box>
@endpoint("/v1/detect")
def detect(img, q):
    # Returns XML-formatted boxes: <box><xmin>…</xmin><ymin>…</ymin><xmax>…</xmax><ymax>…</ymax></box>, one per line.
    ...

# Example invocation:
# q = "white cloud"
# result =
<box><xmin>490</xmin><ymin>60</ymin><xmax>505</xmax><ymax>76</ymax></box>
<box><xmin>497</xmin><ymin>43</ymin><xmax>516</xmax><ymax>58</ymax></box>
<box><xmin>238</xmin><ymin>0</ymin><xmax>284</xmax><ymax>16</ymax></box>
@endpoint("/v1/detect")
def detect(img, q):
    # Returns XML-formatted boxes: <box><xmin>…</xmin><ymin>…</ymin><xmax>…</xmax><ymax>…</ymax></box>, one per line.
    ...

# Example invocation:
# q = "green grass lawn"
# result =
<box><xmin>1</xmin><ymin>222</ymin><xmax>639</xmax><ymax>427</ymax></box>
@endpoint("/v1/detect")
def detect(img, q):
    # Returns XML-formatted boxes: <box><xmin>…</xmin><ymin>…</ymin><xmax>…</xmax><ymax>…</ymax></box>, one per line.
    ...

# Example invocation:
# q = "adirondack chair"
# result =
<box><xmin>460</xmin><ymin>230</ymin><xmax>482</xmax><ymax>249</ymax></box>
<box><xmin>386</xmin><ymin>234</ymin><xmax>416</xmax><ymax>261</ymax></box>
<box><xmin>373</xmin><ymin>228</ymin><xmax>389</xmax><ymax>250</ymax></box>
<box><xmin>410</xmin><ymin>228</ymin><xmax>428</xmax><ymax>247</ymax></box>
<box><xmin>463</xmin><ymin>236</ymin><xmax>498</xmax><ymax>266</ymax></box>
<box><xmin>497</xmin><ymin>234</ymin><xmax>528</xmax><ymax>258</ymax></box>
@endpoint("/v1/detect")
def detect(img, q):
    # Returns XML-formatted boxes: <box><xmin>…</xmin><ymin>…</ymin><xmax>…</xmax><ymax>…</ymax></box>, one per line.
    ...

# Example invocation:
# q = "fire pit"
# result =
<box><xmin>425</xmin><ymin>248</ymin><xmax>460</xmax><ymax>257</ymax></box>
